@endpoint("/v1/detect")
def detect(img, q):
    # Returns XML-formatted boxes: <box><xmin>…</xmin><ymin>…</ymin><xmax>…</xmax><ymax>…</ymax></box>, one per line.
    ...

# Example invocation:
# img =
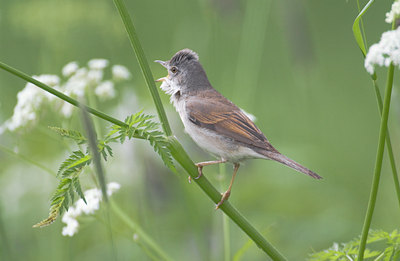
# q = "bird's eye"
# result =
<box><xmin>170</xmin><ymin>66</ymin><xmax>178</xmax><ymax>74</ymax></box>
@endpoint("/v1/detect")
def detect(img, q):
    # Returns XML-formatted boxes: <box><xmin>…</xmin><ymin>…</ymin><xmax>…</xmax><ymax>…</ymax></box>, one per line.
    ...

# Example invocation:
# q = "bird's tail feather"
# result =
<box><xmin>262</xmin><ymin>151</ymin><xmax>322</xmax><ymax>179</ymax></box>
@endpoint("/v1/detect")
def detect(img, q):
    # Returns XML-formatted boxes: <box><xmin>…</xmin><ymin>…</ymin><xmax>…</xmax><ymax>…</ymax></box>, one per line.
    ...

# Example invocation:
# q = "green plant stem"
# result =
<box><xmin>110</xmin><ymin>200</ymin><xmax>173</xmax><ymax>261</ymax></box>
<box><xmin>358</xmin><ymin>63</ymin><xmax>395</xmax><ymax>260</ymax></box>
<box><xmin>112</xmin><ymin>0</ymin><xmax>172</xmax><ymax>136</ymax></box>
<box><xmin>219</xmin><ymin>164</ymin><xmax>231</xmax><ymax>261</ymax></box>
<box><xmin>86</xmin><ymin>88</ymin><xmax>103</xmax><ymax>137</ymax></box>
<box><xmin>80</xmin><ymin>106</ymin><xmax>108</xmax><ymax>201</ymax></box>
<box><xmin>372</xmin><ymin>80</ymin><xmax>400</xmax><ymax>208</ymax></box>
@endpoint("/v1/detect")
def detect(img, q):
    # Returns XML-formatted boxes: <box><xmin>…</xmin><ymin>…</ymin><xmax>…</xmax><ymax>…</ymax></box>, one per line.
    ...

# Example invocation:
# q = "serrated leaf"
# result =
<box><xmin>108</xmin><ymin>111</ymin><xmax>175</xmax><ymax>171</ymax></box>
<box><xmin>308</xmin><ymin>229</ymin><xmax>400</xmax><ymax>261</ymax></box>
<box><xmin>34</xmin><ymin>162</ymin><xmax>87</xmax><ymax>227</ymax></box>
<box><xmin>58</xmin><ymin>151</ymin><xmax>85</xmax><ymax>176</ymax></box>
<box><xmin>72</xmin><ymin>177</ymin><xmax>86</xmax><ymax>204</ymax></box>
<box><xmin>49</xmin><ymin>126</ymin><xmax>87</xmax><ymax>144</ymax></box>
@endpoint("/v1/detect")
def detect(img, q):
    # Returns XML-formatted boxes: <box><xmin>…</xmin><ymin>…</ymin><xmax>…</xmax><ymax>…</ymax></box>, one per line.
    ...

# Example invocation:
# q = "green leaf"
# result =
<box><xmin>73</xmin><ymin>177</ymin><xmax>86</xmax><ymax>204</ymax></box>
<box><xmin>352</xmin><ymin>0</ymin><xmax>375</xmax><ymax>56</ymax></box>
<box><xmin>58</xmin><ymin>150</ymin><xmax>91</xmax><ymax>178</ymax></box>
<box><xmin>308</xmin><ymin>229</ymin><xmax>400</xmax><ymax>261</ymax></box>
<box><xmin>34</xmin><ymin>154</ymin><xmax>89</xmax><ymax>227</ymax></box>
<box><xmin>107</xmin><ymin>111</ymin><xmax>175</xmax><ymax>171</ymax></box>
<box><xmin>49</xmin><ymin>126</ymin><xmax>87</xmax><ymax>144</ymax></box>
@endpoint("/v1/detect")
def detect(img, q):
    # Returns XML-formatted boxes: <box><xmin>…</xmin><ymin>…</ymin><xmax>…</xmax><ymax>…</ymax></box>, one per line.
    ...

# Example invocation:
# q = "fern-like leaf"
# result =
<box><xmin>34</xmin><ymin>165</ymin><xmax>88</xmax><ymax>227</ymax></box>
<box><xmin>308</xmin><ymin>229</ymin><xmax>400</xmax><ymax>261</ymax></box>
<box><xmin>49</xmin><ymin>126</ymin><xmax>87</xmax><ymax>144</ymax></box>
<box><xmin>109</xmin><ymin>111</ymin><xmax>175</xmax><ymax>171</ymax></box>
<box><xmin>58</xmin><ymin>150</ymin><xmax>91</xmax><ymax>178</ymax></box>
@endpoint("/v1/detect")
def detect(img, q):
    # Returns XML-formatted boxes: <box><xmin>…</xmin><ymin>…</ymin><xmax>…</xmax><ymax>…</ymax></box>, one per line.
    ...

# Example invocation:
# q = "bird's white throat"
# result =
<box><xmin>160</xmin><ymin>79</ymin><xmax>182</xmax><ymax>108</ymax></box>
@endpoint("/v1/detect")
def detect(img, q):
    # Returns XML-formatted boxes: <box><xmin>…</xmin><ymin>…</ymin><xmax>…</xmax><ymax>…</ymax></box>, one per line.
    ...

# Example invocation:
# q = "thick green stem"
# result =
<box><xmin>358</xmin><ymin>63</ymin><xmax>395</xmax><ymax>260</ymax></box>
<box><xmin>112</xmin><ymin>0</ymin><xmax>172</xmax><ymax>136</ymax></box>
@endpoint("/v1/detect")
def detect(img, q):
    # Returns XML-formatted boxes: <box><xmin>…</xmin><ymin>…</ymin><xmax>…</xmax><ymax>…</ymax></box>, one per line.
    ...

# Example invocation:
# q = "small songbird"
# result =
<box><xmin>156</xmin><ymin>49</ymin><xmax>321</xmax><ymax>209</ymax></box>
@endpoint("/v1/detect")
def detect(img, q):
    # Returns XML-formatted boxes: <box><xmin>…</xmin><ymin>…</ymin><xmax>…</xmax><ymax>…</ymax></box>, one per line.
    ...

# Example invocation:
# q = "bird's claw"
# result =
<box><xmin>195</xmin><ymin>164</ymin><xmax>203</xmax><ymax>179</ymax></box>
<box><xmin>188</xmin><ymin>164</ymin><xmax>203</xmax><ymax>184</ymax></box>
<box><xmin>215</xmin><ymin>191</ymin><xmax>231</xmax><ymax>210</ymax></box>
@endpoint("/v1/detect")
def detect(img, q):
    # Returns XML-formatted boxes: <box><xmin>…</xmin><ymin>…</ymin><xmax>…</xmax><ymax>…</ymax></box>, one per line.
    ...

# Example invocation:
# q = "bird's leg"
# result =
<box><xmin>188</xmin><ymin>159</ymin><xmax>227</xmax><ymax>183</ymax></box>
<box><xmin>216</xmin><ymin>163</ymin><xmax>240</xmax><ymax>209</ymax></box>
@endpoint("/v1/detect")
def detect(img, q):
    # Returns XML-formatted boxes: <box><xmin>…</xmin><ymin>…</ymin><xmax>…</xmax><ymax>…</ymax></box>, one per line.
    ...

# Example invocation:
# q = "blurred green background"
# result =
<box><xmin>0</xmin><ymin>0</ymin><xmax>399</xmax><ymax>260</ymax></box>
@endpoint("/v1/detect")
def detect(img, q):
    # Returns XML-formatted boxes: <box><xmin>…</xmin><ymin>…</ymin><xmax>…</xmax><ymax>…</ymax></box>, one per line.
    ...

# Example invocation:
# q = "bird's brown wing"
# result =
<box><xmin>186</xmin><ymin>93</ymin><xmax>277</xmax><ymax>152</ymax></box>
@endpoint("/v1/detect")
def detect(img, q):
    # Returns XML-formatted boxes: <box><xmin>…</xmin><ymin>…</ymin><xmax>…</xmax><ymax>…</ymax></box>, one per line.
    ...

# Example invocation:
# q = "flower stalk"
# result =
<box><xmin>358</xmin><ymin>63</ymin><xmax>395</xmax><ymax>260</ymax></box>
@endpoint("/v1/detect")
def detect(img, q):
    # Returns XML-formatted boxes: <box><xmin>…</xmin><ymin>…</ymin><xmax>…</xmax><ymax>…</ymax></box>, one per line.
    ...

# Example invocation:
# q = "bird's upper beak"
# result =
<box><xmin>155</xmin><ymin>60</ymin><xmax>168</xmax><ymax>82</ymax></box>
<box><xmin>154</xmin><ymin>60</ymin><xmax>168</xmax><ymax>68</ymax></box>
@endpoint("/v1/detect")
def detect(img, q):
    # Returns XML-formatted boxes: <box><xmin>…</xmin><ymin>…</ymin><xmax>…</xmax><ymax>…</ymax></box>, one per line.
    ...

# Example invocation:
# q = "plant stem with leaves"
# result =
<box><xmin>358</xmin><ymin>63</ymin><xmax>395</xmax><ymax>260</ymax></box>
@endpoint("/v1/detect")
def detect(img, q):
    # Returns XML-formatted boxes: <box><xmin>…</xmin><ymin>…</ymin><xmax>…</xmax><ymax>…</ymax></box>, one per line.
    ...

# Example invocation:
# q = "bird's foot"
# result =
<box><xmin>194</xmin><ymin>164</ymin><xmax>203</xmax><ymax>179</ymax></box>
<box><xmin>188</xmin><ymin>164</ymin><xmax>204</xmax><ymax>183</ymax></box>
<box><xmin>215</xmin><ymin>190</ymin><xmax>231</xmax><ymax>210</ymax></box>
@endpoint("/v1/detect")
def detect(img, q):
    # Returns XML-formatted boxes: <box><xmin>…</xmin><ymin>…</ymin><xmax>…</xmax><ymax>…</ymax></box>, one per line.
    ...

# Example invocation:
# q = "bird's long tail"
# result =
<box><xmin>262</xmin><ymin>151</ymin><xmax>322</xmax><ymax>179</ymax></box>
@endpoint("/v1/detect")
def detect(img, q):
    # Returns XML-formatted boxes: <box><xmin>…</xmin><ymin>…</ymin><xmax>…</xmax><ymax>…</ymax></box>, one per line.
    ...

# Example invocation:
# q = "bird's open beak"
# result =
<box><xmin>154</xmin><ymin>60</ymin><xmax>168</xmax><ymax>68</ymax></box>
<box><xmin>155</xmin><ymin>60</ymin><xmax>168</xmax><ymax>82</ymax></box>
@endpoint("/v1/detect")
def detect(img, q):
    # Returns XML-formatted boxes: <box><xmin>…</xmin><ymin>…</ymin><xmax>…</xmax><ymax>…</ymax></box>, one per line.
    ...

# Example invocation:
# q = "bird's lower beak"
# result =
<box><xmin>154</xmin><ymin>60</ymin><xmax>168</xmax><ymax>68</ymax></box>
<box><xmin>156</xmin><ymin>77</ymin><xmax>166</xmax><ymax>82</ymax></box>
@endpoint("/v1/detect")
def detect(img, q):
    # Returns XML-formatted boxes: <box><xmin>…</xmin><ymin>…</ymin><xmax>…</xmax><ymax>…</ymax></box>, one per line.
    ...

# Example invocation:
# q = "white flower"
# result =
<box><xmin>112</xmin><ymin>65</ymin><xmax>131</xmax><ymax>80</ymax></box>
<box><xmin>0</xmin><ymin>74</ymin><xmax>59</xmax><ymax>132</ymax></box>
<box><xmin>61</xmin><ymin>182</ymin><xmax>121</xmax><ymax>237</ymax></box>
<box><xmin>386</xmin><ymin>0</ymin><xmax>400</xmax><ymax>24</ymax></box>
<box><xmin>61</xmin><ymin>214</ymin><xmax>79</xmax><ymax>237</ymax></box>
<box><xmin>62</xmin><ymin>62</ymin><xmax>79</xmax><ymax>77</ymax></box>
<box><xmin>107</xmin><ymin>182</ymin><xmax>121</xmax><ymax>196</ymax></box>
<box><xmin>95</xmin><ymin>81</ymin><xmax>115</xmax><ymax>100</ymax></box>
<box><xmin>87</xmin><ymin>69</ymin><xmax>103</xmax><ymax>83</ymax></box>
<box><xmin>88</xmin><ymin>59</ymin><xmax>109</xmax><ymax>70</ymax></box>
<box><xmin>364</xmin><ymin>27</ymin><xmax>400</xmax><ymax>74</ymax></box>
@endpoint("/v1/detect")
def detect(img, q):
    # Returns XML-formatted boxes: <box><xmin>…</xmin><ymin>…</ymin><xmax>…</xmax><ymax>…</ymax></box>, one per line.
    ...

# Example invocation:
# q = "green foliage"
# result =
<box><xmin>308</xmin><ymin>229</ymin><xmax>400</xmax><ymax>261</ymax></box>
<box><xmin>34</xmin><ymin>110</ymin><xmax>174</xmax><ymax>227</ymax></box>
<box><xmin>57</xmin><ymin>150</ymin><xmax>91</xmax><ymax>178</ymax></box>
<box><xmin>33</xmin><ymin>172</ymin><xmax>85</xmax><ymax>228</ymax></box>
<box><xmin>108</xmin><ymin>110</ymin><xmax>175</xmax><ymax>171</ymax></box>
<box><xmin>48</xmin><ymin>126</ymin><xmax>87</xmax><ymax>144</ymax></box>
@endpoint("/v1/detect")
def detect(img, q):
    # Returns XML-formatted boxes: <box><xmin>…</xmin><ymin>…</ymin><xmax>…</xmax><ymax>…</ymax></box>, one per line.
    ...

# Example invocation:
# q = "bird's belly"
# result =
<box><xmin>183</xmin><ymin>119</ymin><xmax>265</xmax><ymax>162</ymax></box>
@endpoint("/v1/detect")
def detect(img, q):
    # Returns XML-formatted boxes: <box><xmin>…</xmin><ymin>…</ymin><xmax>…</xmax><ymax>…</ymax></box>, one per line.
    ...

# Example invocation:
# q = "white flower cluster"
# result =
<box><xmin>386</xmin><ymin>0</ymin><xmax>400</xmax><ymax>24</ymax></box>
<box><xmin>1</xmin><ymin>60</ymin><xmax>131</xmax><ymax>133</ymax></box>
<box><xmin>0</xmin><ymin>75</ymin><xmax>60</xmax><ymax>133</ymax></box>
<box><xmin>61</xmin><ymin>182</ymin><xmax>121</xmax><ymax>237</ymax></box>
<box><xmin>364</xmin><ymin>27</ymin><xmax>400</xmax><ymax>74</ymax></box>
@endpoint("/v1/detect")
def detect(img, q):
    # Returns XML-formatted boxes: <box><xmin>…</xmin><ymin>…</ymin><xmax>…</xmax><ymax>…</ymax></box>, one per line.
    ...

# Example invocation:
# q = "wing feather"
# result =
<box><xmin>186</xmin><ymin>93</ymin><xmax>277</xmax><ymax>152</ymax></box>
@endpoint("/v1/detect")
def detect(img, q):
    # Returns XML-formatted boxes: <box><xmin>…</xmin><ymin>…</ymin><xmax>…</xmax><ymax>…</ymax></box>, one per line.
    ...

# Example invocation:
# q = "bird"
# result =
<box><xmin>155</xmin><ymin>48</ymin><xmax>321</xmax><ymax>209</ymax></box>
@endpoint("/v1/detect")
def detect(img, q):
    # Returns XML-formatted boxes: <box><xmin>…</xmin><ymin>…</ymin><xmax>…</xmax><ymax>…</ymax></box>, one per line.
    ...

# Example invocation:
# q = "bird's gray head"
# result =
<box><xmin>155</xmin><ymin>49</ymin><xmax>211</xmax><ymax>97</ymax></box>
